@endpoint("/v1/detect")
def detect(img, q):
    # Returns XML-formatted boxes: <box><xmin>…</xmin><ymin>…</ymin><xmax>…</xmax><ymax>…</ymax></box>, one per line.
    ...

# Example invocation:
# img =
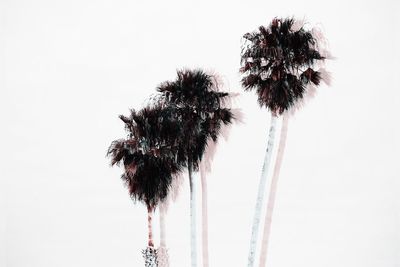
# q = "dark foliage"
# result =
<box><xmin>119</xmin><ymin>104</ymin><xmax>183</xmax><ymax>156</ymax></box>
<box><xmin>107</xmin><ymin>104</ymin><xmax>184</xmax><ymax>209</ymax></box>
<box><xmin>240</xmin><ymin>18</ymin><xmax>325</xmax><ymax>114</ymax></box>
<box><xmin>157</xmin><ymin>69</ymin><xmax>234</xmax><ymax>171</ymax></box>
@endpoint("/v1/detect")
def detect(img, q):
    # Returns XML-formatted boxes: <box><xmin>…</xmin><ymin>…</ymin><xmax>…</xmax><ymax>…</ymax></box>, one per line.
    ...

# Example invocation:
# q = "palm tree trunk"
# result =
<box><xmin>143</xmin><ymin>206</ymin><xmax>157</xmax><ymax>267</ymax></box>
<box><xmin>247</xmin><ymin>115</ymin><xmax>277</xmax><ymax>267</ymax></box>
<box><xmin>200</xmin><ymin>163</ymin><xmax>209</xmax><ymax>267</ymax></box>
<box><xmin>259</xmin><ymin>115</ymin><xmax>289</xmax><ymax>267</ymax></box>
<box><xmin>160</xmin><ymin>205</ymin><xmax>167</xmax><ymax>247</ymax></box>
<box><xmin>188</xmin><ymin>161</ymin><xmax>197</xmax><ymax>267</ymax></box>
<box><xmin>147</xmin><ymin>206</ymin><xmax>154</xmax><ymax>248</ymax></box>
<box><xmin>157</xmin><ymin>205</ymin><xmax>170</xmax><ymax>267</ymax></box>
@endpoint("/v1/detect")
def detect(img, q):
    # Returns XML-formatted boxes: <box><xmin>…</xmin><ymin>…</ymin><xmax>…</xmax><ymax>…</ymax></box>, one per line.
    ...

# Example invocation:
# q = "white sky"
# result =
<box><xmin>1</xmin><ymin>0</ymin><xmax>400</xmax><ymax>266</ymax></box>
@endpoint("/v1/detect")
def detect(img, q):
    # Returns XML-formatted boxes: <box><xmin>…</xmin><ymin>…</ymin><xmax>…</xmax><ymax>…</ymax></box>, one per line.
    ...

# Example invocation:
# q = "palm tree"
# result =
<box><xmin>107</xmin><ymin>104</ymin><xmax>184</xmax><ymax>267</ymax></box>
<box><xmin>158</xmin><ymin>69</ymin><xmax>234</xmax><ymax>267</ymax></box>
<box><xmin>240</xmin><ymin>18</ymin><xmax>328</xmax><ymax>267</ymax></box>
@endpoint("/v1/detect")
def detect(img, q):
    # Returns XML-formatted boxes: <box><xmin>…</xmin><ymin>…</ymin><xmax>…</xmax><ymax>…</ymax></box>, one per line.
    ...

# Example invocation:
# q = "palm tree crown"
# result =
<box><xmin>157</xmin><ymin>69</ymin><xmax>234</xmax><ymax>170</ymax></box>
<box><xmin>107</xmin><ymin>104</ymin><xmax>184</xmax><ymax>209</ymax></box>
<box><xmin>240</xmin><ymin>18</ymin><xmax>325</xmax><ymax>114</ymax></box>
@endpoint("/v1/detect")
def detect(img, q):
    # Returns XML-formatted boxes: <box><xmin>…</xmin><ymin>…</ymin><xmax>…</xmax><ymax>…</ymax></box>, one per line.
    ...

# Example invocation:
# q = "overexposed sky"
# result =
<box><xmin>1</xmin><ymin>0</ymin><xmax>400</xmax><ymax>266</ymax></box>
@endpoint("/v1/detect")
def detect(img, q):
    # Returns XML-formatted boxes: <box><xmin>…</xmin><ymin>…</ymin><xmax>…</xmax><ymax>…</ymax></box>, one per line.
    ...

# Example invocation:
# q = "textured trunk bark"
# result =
<box><xmin>200</xmin><ymin>163</ymin><xmax>209</xmax><ymax>267</ymax></box>
<box><xmin>189</xmin><ymin>162</ymin><xmax>197</xmax><ymax>267</ymax></box>
<box><xmin>259</xmin><ymin>115</ymin><xmax>289</xmax><ymax>267</ymax></box>
<box><xmin>247</xmin><ymin>115</ymin><xmax>277</xmax><ymax>267</ymax></box>
<box><xmin>147</xmin><ymin>206</ymin><xmax>154</xmax><ymax>248</ymax></box>
<box><xmin>143</xmin><ymin>206</ymin><xmax>157</xmax><ymax>267</ymax></box>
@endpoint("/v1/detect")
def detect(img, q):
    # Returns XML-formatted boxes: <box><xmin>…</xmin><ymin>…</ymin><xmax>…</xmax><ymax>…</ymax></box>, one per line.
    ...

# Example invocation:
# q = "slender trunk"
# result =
<box><xmin>160</xmin><ymin>205</ymin><xmax>167</xmax><ymax>247</ymax></box>
<box><xmin>143</xmin><ymin>206</ymin><xmax>157</xmax><ymax>267</ymax></box>
<box><xmin>147</xmin><ymin>206</ymin><xmax>154</xmax><ymax>248</ymax></box>
<box><xmin>200</xmin><ymin>163</ymin><xmax>209</xmax><ymax>267</ymax></box>
<box><xmin>157</xmin><ymin>205</ymin><xmax>170</xmax><ymax>267</ymax></box>
<box><xmin>259</xmin><ymin>115</ymin><xmax>289</xmax><ymax>267</ymax></box>
<box><xmin>189</xmin><ymin>161</ymin><xmax>197</xmax><ymax>267</ymax></box>
<box><xmin>247</xmin><ymin>115</ymin><xmax>277</xmax><ymax>267</ymax></box>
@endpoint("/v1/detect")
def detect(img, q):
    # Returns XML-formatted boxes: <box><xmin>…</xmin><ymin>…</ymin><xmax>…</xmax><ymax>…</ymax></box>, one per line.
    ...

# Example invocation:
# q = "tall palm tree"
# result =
<box><xmin>240</xmin><ymin>18</ymin><xmax>328</xmax><ymax>267</ymax></box>
<box><xmin>107</xmin><ymin>104</ymin><xmax>184</xmax><ymax>267</ymax></box>
<box><xmin>158</xmin><ymin>69</ymin><xmax>234</xmax><ymax>267</ymax></box>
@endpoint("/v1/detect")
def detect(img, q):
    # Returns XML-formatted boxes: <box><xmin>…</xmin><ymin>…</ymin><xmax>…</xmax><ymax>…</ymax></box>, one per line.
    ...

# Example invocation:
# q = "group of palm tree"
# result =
<box><xmin>107</xmin><ymin>17</ymin><xmax>328</xmax><ymax>267</ymax></box>
<box><xmin>108</xmin><ymin>69</ymin><xmax>234</xmax><ymax>266</ymax></box>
